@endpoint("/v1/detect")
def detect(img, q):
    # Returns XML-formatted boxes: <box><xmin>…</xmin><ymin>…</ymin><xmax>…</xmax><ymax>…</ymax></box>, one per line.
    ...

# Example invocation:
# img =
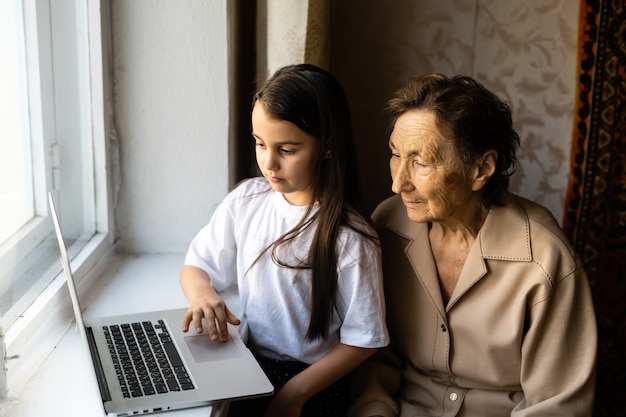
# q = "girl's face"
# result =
<box><xmin>389</xmin><ymin>109</ymin><xmax>476</xmax><ymax>224</ymax></box>
<box><xmin>252</xmin><ymin>101</ymin><xmax>319</xmax><ymax>206</ymax></box>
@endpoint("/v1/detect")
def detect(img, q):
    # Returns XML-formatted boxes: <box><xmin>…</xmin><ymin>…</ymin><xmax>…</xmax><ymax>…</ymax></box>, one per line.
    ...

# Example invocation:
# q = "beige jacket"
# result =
<box><xmin>350</xmin><ymin>193</ymin><xmax>597</xmax><ymax>417</ymax></box>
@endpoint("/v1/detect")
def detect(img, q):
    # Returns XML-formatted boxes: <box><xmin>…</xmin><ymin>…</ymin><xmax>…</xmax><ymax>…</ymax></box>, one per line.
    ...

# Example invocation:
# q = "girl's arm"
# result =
<box><xmin>263</xmin><ymin>343</ymin><xmax>378</xmax><ymax>417</ymax></box>
<box><xmin>179</xmin><ymin>265</ymin><xmax>240</xmax><ymax>342</ymax></box>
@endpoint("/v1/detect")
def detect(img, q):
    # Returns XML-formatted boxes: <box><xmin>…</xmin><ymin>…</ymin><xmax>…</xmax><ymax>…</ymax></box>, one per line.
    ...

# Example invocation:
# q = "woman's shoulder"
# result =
<box><xmin>371</xmin><ymin>194</ymin><xmax>403</xmax><ymax>223</ymax></box>
<box><xmin>503</xmin><ymin>193</ymin><xmax>580</xmax><ymax>268</ymax></box>
<box><xmin>506</xmin><ymin>194</ymin><xmax>565</xmax><ymax>238</ymax></box>
<box><xmin>372</xmin><ymin>194</ymin><xmax>402</xmax><ymax>213</ymax></box>
<box><xmin>370</xmin><ymin>195</ymin><xmax>419</xmax><ymax>238</ymax></box>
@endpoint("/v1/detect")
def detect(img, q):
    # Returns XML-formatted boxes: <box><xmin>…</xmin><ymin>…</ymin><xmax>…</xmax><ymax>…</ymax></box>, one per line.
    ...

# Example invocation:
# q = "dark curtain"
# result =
<box><xmin>227</xmin><ymin>1</ymin><xmax>258</xmax><ymax>187</ymax></box>
<box><xmin>562</xmin><ymin>1</ymin><xmax>626</xmax><ymax>416</ymax></box>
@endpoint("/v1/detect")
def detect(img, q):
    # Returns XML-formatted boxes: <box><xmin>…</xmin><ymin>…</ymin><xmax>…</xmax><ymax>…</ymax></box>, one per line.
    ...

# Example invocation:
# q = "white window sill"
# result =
<box><xmin>3</xmin><ymin>253</ymin><xmax>240</xmax><ymax>417</ymax></box>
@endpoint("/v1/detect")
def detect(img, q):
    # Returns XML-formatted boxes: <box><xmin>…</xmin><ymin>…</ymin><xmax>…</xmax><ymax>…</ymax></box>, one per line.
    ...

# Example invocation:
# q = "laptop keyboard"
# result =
<box><xmin>103</xmin><ymin>320</ymin><xmax>195</xmax><ymax>398</ymax></box>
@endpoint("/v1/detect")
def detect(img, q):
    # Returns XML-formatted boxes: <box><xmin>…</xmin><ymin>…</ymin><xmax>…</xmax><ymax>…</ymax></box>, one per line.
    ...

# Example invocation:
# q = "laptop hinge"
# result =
<box><xmin>86</xmin><ymin>325</ymin><xmax>112</xmax><ymax>402</ymax></box>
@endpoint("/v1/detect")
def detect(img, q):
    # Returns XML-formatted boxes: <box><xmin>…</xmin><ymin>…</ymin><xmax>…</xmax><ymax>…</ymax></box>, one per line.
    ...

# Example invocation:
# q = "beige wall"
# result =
<box><xmin>111</xmin><ymin>1</ymin><xmax>229</xmax><ymax>253</ymax></box>
<box><xmin>331</xmin><ymin>0</ymin><xmax>578</xmax><ymax>222</ymax></box>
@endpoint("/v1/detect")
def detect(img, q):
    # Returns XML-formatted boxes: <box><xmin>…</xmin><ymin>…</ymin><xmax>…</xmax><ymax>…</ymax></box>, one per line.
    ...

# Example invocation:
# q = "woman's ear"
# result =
<box><xmin>472</xmin><ymin>149</ymin><xmax>497</xmax><ymax>191</ymax></box>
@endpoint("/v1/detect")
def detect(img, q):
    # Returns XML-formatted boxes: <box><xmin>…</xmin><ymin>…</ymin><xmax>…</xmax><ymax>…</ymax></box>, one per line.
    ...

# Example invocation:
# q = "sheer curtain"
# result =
<box><xmin>228</xmin><ymin>0</ymin><xmax>329</xmax><ymax>186</ymax></box>
<box><xmin>257</xmin><ymin>0</ymin><xmax>329</xmax><ymax>81</ymax></box>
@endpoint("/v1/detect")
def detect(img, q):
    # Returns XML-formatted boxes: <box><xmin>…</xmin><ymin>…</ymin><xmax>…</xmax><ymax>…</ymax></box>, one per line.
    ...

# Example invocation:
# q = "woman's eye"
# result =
<box><xmin>413</xmin><ymin>156</ymin><xmax>428</xmax><ymax>167</ymax></box>
<box><xmin>280</xmin><ymin>148</ymin><xmax>294</xmax><ymax>155</ymax></box>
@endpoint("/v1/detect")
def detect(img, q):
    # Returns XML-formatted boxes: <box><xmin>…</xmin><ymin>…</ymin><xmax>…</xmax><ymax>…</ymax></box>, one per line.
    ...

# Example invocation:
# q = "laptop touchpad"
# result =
<box><xmin>184</xmin><ymin>335</ymin><xmax>243</xmax><ymax>362</ymax></box>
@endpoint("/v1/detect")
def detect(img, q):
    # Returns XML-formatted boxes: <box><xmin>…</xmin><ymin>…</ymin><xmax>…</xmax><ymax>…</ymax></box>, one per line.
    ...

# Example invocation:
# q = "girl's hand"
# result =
<box><xmin>262</xmin><ymin>344</ymin><xmax>378</xmax><ymax>417</ymax></box>
<box><xmin>183</xmin><ymin>292</ymin><xmax>240</xmax><ymax>342</ymax></box>
<box><xmin>180</xmin><ymin>266</ymin><xmax>240</xmax><ymax>342</ymax></box>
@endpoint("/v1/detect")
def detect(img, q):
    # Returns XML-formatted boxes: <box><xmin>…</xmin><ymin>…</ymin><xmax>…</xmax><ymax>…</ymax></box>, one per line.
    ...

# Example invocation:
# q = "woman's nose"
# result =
<box><xmin>391</xmin><ymin>160</ymin><xmax>413</xmax><ymax>194</ymax></box>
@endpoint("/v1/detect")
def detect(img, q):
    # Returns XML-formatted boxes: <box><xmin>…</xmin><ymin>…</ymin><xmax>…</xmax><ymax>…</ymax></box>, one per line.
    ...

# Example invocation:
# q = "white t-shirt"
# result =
<box><xmin>185</xmin><ymin>177</ymin><xmax>389</xmax><ymax>364</ymax></box>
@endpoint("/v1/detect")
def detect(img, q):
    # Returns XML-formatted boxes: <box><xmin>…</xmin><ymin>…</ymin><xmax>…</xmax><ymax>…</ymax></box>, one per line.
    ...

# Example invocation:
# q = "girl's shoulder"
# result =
<box><xmin>339</xmin><ymin>211</ymin><xmax>380</xmax><ymax>247</ymax></box>
<box><xmin>227</xmin><ymin>177</ymin><xmax>272</xmax><ymax>199</ymax></box>
<box><xmin>335</xmin><ymin>216</ymin><xmax>381</xmax><ymax>268</ymax></box>
<box><xmin>218</xmin><ymin>177</ymin><xmax>273</xmax><ymax>215</ymax></box>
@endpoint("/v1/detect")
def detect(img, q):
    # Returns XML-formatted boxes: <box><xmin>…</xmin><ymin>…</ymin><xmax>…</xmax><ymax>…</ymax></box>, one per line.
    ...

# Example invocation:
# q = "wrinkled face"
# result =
<box><xmin>252</xmin><ymin>101</ymin><xmax>318</xmax><ymax>206</ymax></box>
<box><xmin>389</xmin><ymin>109</ymin><xmax>475</xmax><ymax>224</ymax></box>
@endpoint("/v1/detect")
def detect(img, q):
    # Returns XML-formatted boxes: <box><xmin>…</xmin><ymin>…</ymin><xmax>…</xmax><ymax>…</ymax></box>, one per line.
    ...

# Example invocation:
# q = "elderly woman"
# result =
<box><xmin>350</xmin><ymin>74</ymin><xmax>597</xmax><ymax>417</ymax></box>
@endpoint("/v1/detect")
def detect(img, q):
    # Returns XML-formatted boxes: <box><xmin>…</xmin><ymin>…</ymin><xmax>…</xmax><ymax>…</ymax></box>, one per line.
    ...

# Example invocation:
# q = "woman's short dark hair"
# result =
<box><xmin>387</xmin><ymin>73</ymin><xmax>520</xmax><ymax>208</ymax></box>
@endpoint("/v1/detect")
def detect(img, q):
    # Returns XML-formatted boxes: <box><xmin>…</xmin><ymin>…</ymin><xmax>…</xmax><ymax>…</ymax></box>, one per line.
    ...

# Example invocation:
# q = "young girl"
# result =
<box><xmin>180</xmin><ymin>64</ymin><xmax>388</xmax><ymax>417</ymax></box>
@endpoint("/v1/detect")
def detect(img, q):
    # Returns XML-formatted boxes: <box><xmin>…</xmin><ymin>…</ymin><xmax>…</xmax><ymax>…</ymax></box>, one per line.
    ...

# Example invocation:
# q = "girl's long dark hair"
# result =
<box><xmin>253</xmin><ymin>64</ymin><xmax>377</xmax><ymax>340</ymax></box>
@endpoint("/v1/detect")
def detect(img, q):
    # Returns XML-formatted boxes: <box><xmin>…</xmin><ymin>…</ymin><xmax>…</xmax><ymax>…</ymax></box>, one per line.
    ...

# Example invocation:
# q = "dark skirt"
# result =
<box><xmin>227</xmin><ymin>354</ymin><xmax>349</xmax><ymax>417</ymax></box>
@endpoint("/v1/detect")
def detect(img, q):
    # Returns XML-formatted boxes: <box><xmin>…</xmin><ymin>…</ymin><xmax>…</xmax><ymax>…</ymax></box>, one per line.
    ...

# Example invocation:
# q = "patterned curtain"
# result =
<box><xmin>257</xmin><ymin>0</ymin><xmax>329</xmax><ymax>81</ymax></box>
<box><xmin>562</xmin><ymin>2</ymin><xmax>626</xmax><ymax>416</ymax></box>
<box><xmin>228</xmin><ymin>0</ymin><xmax>329</xmax><ymax>186</ymax></box>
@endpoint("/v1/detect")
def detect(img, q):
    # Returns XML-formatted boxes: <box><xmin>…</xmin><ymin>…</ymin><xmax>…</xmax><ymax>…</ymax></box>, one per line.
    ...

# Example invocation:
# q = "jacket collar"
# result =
<box><xmin>382</xmin><ymin>193</ymin><xmax>532</xmax><ymax>311</ymax></box>
<box><xmin>478</xmin><ymin>193</ymin><xmax>532</xmax><ymax>262</ymax></box>
<box><xmin>383</xmin><ymin>193</ymin><xmax>532</xmax><ymax>259</ymax></box>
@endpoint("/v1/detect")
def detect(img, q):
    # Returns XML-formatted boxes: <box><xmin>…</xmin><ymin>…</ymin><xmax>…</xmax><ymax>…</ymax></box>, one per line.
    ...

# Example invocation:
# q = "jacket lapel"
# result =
<box><xmin>447</xmin><ymin>195</ymin><xmax>532</xmax><ymax>309</ymax></box>
<box><xmin>384</xmin><ymin>203</ymin><xmax>447</xmax><ymax>318</ymax></box>
<box><xmin>384</xmin><ymin>193</ymin><xmax>533</xmax><ymax>312</ymax></box>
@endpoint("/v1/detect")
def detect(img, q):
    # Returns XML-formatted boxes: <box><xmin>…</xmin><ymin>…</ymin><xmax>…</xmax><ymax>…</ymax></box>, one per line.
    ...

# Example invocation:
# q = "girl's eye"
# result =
<box><xmin>254</xmin><ymin>141</ymin><xmax>265</xmax><ymax>149</ymax></box>
<box><xmin>280</xmin><ymin>148</ymin><xmax>295</xmax><ymax>155</ymax></box>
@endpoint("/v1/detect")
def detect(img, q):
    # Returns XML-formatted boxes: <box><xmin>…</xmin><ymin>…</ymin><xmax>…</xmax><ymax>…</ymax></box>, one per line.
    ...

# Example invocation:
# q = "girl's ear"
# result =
<box><xmin>472</xmin><ymin>149</ymin><xmax>497</xmax><ymax>191</ymax></box>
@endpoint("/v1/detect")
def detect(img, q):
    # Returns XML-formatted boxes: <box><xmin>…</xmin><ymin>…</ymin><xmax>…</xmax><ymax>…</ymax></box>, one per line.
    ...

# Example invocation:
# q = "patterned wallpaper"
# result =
<box><xmin>330</xmin><ymin>0</ymin><xmax>578</xmax><ymax>221</ymax></box>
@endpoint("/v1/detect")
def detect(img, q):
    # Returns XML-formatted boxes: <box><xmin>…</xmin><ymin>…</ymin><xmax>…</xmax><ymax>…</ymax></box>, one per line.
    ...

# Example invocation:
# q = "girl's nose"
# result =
<box><xmin>261</xmin><ymin>149</ymin><xmax>279</xmax><ymax>172</ymax></box>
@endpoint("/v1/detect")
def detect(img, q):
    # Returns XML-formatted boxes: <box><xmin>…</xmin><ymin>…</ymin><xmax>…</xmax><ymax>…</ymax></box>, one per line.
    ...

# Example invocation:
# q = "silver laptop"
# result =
<box><xmin>48</xmin><ymin>192</ymin><xmax>273</xmax><ymax>416</ymax></box>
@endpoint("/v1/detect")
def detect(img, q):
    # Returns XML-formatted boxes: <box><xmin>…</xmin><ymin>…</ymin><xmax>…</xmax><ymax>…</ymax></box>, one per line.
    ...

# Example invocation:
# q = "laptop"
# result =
<box><xmin>48</xmin><ymin>192</ymin><xmax>273</xmax><ymax>416</ymax></box>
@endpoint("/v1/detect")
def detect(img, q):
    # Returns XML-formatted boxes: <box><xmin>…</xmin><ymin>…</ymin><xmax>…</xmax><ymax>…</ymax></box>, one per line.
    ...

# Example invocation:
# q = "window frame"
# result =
<box><xmin>3</xmin><ymin>0</ymin><xmax>115</xmax><ymax>395</ymax></box>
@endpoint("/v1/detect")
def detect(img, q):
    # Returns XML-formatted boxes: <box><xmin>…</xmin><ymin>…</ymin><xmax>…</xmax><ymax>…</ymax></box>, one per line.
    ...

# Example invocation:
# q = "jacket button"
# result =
<box><xmin>449</xmin><ymin>392</ymin><xmax>458</xmax><ymax>401</ymax></box>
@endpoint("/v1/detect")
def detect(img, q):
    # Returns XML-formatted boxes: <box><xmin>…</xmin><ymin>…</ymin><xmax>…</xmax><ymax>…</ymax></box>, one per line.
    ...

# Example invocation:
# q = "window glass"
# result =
<box><xmin>0</xmin><ymin>0</ymin><xmax>34</xmax><ymax>244</ymax></box>
<box><xmin>0</xmin><ymin>0</ymin><xmax>98</xmax><ymax>329</ymax></box>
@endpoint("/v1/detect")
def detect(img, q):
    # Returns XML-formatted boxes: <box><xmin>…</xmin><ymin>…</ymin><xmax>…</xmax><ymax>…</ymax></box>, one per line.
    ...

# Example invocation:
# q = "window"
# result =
<box><xmin>0</xmin><ymin>0</ymin><xmax>113</xmax><ymax>391</ymax></box>
<box><xmin>0</xmin><ymin>0</ymin><xmax>33</xmax><ymax>245</ymax></box>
